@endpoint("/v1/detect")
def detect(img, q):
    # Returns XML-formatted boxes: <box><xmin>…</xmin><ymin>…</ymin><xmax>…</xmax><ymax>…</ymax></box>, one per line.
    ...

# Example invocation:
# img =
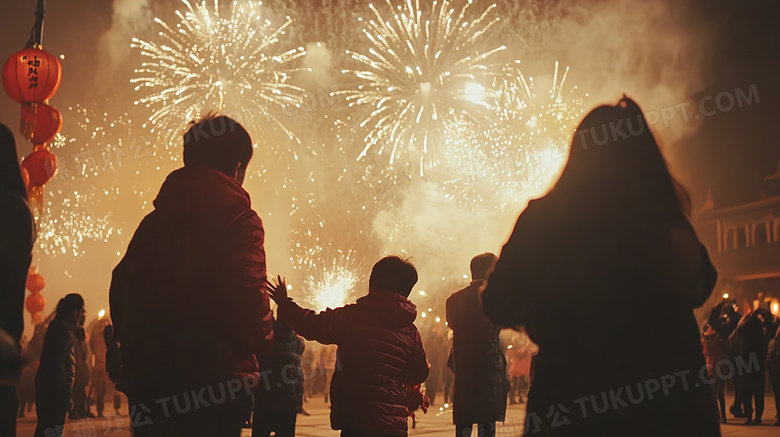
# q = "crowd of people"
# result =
<box><xmin>701</xmin><ymin>300</ymin><xmax>780</xmax><ymax>425</ymax></box>
<box><xmin>0</xmin><ymin>98</ymin><xmax>779</xmax><ymax>437</ymax></box>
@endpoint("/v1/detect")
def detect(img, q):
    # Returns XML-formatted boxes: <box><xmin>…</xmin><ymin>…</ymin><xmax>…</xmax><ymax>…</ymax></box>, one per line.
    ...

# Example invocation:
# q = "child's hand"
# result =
<box><xmin>266</xmin><ymin>275</ymin><xmax>288</xmax><ymax>302</ymax></box>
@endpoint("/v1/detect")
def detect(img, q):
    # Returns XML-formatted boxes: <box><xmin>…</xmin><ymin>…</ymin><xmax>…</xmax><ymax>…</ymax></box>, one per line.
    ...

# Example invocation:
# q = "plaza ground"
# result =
<box><xmin>15</xmin><ymin>394</ymin><xmax>779</xmax><ymax>436</ymax></box>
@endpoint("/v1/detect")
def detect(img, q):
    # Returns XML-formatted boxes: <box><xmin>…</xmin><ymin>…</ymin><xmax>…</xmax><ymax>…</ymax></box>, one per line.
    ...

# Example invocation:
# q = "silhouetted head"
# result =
<box><xmin>183</xmin><ymin>114</ymin><xmax>253</xmax><ymax>184</ymax></box>
<box><xmin>55</xmin><ymin>294</ymin><xmax>85</xmax><ymax>328</ymax></box>
<box><xmin>369</xmin><ymin>256</ymin><xmax>418</xmax><ymax>298</ymax></box>
<box><xmin>0</xmin><ymin>123</ymin><xmax>27</xmax><ymax>200</ymax></box>
<box><xmin>553</xmin><ymin>96</ymin><xmax>689</xmax><ymax>217</ymax></box>
<box><xmin>470</xmin><ymin>253</ymin><xmax>498</xmax><ymax>280</ymax></box>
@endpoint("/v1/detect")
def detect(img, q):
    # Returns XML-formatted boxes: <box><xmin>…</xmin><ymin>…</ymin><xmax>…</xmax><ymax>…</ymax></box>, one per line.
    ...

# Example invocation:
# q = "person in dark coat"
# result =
<box><xmin>709</xmin><ymin>300</ymin><xmax>745</xmax><ymax>418</ymax></box>
<box><xmin>701</xmin><ymin>324</ymin><xmax>728</xmax><ymax>422</ymax></box>
<box><xmin>109</xmin><ymin>115</ymin><xmax>274</xmax><ymax>437</ymax></box>
<box><xmin>34</xmin><ymin>294</ymin><xmax>86</xmax><ymax>437</ymax></box>
<box><xmin>270</xmin><ymin>256</ymin><xmax>430</xmax><ymax>437</ymax></box>
<box><xmin>446</xmin><ymin>253</ymin><xmax>509</xmax><ymax>437</ymax></box>
<box><xmin>481</xmin><ymin>97</ymin><xmax>721</xmax><ymax>437</ymax></box>
<box><xmin>253</xmin><ymin>318</ymin><xmax>305</xmax><ymax>437</ymax></box>
<box><xmin>0</xmin><ymin>122</ymin><xmax>34</xmax><ymax>437</ymax></box>
<box><xmin>422</xmin><ymin>323</ymin><xmax>448</xmax><ymax>405</ymax></box>
<box><xmin>732</xmin><ymin>310</ymin><xmax>769</xmax><ymax>425</ymax></box>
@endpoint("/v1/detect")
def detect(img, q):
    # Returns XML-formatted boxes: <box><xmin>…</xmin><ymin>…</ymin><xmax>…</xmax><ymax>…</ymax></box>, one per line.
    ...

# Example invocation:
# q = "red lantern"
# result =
<box><xmin>31</xmin><ymin>312</ymin><xmax>43</xmax><ymax>325</ymax></box>
<box><xmin>26</xmin><ymin>272</ymin><xmax>45</xmax><ymax>293</ymax></box>
<box><xmin>21</xmin><ymin>166</ymin><xmax>30</xmax><ymax>189</ymax></box>
<box><xmin>2</xmin><ymin>46</ymin><xmax>62</xmax><ymax>104</ymax></box>
<box><xmin>21</xmin><ymin>102</ymin><xmax>62</xmax><ymax>144</ymax></box>
<box><xmin>21</xmin><ymin>145</ymin><xmax>58</xmax><ymax>187</ymax></box>
<box><xmin>26</xmin><ymin>292</ymin><xmax>46</xmax><ymax>314</ymax></box>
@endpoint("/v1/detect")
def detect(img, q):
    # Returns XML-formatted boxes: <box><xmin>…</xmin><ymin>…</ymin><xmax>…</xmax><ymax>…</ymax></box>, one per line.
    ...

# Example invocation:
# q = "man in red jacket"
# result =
<box><xmin>109</xmin><ymin>115</ymin><xmax>274</xmax><ymax>437</ymax></box>
<box><xmin>270</xmin><ymin>256</ymin><xmax>430</xmax><ymax>437</ymax></box>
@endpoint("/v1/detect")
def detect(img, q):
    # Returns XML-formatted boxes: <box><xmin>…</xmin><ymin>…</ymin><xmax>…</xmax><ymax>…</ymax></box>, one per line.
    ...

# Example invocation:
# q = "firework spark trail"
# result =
<box><xmin>131</xmin><ymin>0</ymin><xmax>308</xmax><ymax>154</ymax></box>
<box><xmin>338</xmin><ymin>0</ymin><xmax>505</xmax><ymax>175</ymax></box>
<box><xmin>441</xmin><ymin>61</ymin><xmax>586</xmax><ymax>210</ymax></box>
<box><xmin>38</xmin><ymin>189</ymin><xmax>119</xmax><ymax>257</ymax></box>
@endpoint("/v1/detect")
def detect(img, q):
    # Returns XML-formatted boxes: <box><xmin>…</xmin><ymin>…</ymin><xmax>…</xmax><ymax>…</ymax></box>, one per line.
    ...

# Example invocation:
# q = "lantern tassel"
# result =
<box><xmin>28</xmin><ymin>185</ymin><xmax>45</xmax><ymax>212</ymax></box>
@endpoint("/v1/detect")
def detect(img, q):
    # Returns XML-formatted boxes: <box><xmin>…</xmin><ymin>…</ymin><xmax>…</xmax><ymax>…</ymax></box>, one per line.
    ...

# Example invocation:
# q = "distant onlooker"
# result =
<box><xmin>321</xmin><ymin>344</ymin><xmax>337</xmax><ymax>403</ymax></box>
<box><xmin>507</xmin><ymin>340</ymin><xmax>533</xmax><ymax>405</ymax></box>
<box><xmin>701</xmin><ymin>323</ymin><xmax>729</xmax><ymax>422</ymax></box>
<box><xmin>446</xmin><ymin>253</ymin><xmax>509</xmax><ymax>437</ymax></box>
<box><xmin>70</xmin><ymin>327</ymin><xmax>92</xmax><ymax>419</ymax></box>
<box><xmin>766</xmin><ymin>325</ymin><xmax>780</xmax><ymax>426</ymax></box>
<box><xmin>90</xmin><ymin>317</ymin><xmax>120</xmax><ymax>418</ymax></box>
<box><xmin>733</xmin><ymin>310</ymin><xmax>770</xmax><ymax>425</ymax></box>
<box><xmin>34</xmin><ymin>294</ymin><xmax>86</xmax><ymax>437</ymax></box>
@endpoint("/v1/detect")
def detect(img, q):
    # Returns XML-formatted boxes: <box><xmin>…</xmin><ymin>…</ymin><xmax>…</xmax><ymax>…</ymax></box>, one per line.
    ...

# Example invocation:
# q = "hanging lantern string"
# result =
<box><xmin>28</xmin><ymin>0</ymin><xmax>46</xmax><ymax>48</ymax></box>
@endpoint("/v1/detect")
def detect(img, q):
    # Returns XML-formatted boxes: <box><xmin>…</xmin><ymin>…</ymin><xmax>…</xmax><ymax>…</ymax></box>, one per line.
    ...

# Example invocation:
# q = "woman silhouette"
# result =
<box><xmin>482</xmin><ymin>97</ymin><xmax>721</xmax><ymax>436</ymax></box>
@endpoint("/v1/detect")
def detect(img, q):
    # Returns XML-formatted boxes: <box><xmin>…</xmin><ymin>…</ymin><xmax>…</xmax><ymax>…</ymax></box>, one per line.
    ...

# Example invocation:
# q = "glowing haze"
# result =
<box><xmin>0</xmin><ymin>0</ymin><xmax>726</xmax><ymax>337</ymax></box>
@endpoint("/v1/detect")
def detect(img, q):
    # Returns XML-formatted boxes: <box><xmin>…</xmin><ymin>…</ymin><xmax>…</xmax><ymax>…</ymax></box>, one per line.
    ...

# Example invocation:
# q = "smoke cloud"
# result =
<box><xmin>97</xmin><ymin>0</ymin><xmax>151</xmax><ymax>80</ymax></box>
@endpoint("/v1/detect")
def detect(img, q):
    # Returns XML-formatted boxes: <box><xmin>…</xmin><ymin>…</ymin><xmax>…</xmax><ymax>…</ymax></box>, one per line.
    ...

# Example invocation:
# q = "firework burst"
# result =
<box><xmin>300</xmin><ymin>250</ymin><xmax>365</xmax><ymax>312</ymax></box>
<box><xmin>131</xmin><ymin>0</ymin><xmax>308</xmax><ymax>153</ymax></box>
<box><xmin>339</xmin><ymin>0</ymin><xmax>505</xmax><ymax>175</ymax></box>
<box><xmin>441</xmin><ymin>61</ymin><xmax>586</xmax><ymax>210</ymax></box>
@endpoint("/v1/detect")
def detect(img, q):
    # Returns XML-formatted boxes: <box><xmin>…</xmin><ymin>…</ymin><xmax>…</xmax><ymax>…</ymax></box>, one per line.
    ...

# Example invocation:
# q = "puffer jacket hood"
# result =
<box><xmin>355</xmin><ymin>289</ymin><xmax>417</xmax><ymax>329</ymax></box>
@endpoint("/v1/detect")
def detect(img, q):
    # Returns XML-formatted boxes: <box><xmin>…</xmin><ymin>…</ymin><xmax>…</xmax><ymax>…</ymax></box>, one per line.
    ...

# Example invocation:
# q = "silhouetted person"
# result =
<box><xmin>766</xmin><ymin>324</ymin><xmax>780</xmax><ymax>426</ymax></box>
<box><xmin>733</xmin><ymin>310</ymin><xmax>769</xmax><ymax>425</ymax></box>
<box><xmin>34</xmin><ymin>294</ymin><xmax>86</xmax><ymax>437</ymax></box>
<box><xmin>446</xmin><ymin>253</ymin><xmax>509</xmax><ymax>437</ymax></box>
<box><xmin>443</xmin><ymin>331</ymin><xmax>454</xmax><ymax>405</ymax></box>
<box><xmin>269</xmin><ymin>256</ymin><xmax>430</xmax><ymax>437</ymax></box>
<box><xmin>70</xmin><ymin>327</ymin><xmax>91</xmax><ymax>419</ymax></box>
<box><xmin>701</xmin><ymin>323</ymin><xmax>728</xmax><ymax>422</ymax></box>
<box><xmin>0</xmin><ymin>122</ymin><xmax>34</xmax><ymax>437</ymax></box>
<box><xmin>710</xmin><ymin>300</ymin><xmax>745</xmax><ymax>418</ymax></box>
<box><xmin>321</xmin><ymin>344</ymin><xmax>337</xmax><ymax>403</ymax></box>
<box><xmin>482</xmin><ymin>97</ymin><xmax>720</xmax><ymax>436</ymax></box>
<box><xmin>109</xmin><ymin>115</ymin><xmax>274</xmax><ymax>436</ymax></box>
<box><xmin>253</xmin><ymin>319</ymin><xmax>305</xmax><ymax>437</ymax></box>
<box><xmin>423</xmin><ymin>323</ymin><xmax>448</xmax><ymax>405</ymax></box>
<box><xmin>89</xmin><ymin>317</ymin><xmax>116</xmax><ymax>418</ymax></box>
<box><xmin>507</xmin><ymin>340</ymin><xmax>533</xmax><ymax>405</ymax></box>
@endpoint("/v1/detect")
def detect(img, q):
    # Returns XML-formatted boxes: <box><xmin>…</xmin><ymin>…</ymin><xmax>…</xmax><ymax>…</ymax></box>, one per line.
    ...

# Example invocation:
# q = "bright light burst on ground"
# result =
<box><xmin>302</xmin><ymin>251</ymin><xmax>364</xmax><ymax>312</ymax></box>
<box><xmin>338</xmin><ymin>0</ymin><xmax>505</xmax><ymax>175</ymax></box>
<box><xmin>131</xmin><ymin>0</ymin><xmax>308</xmax><ymax>153</ymax></box>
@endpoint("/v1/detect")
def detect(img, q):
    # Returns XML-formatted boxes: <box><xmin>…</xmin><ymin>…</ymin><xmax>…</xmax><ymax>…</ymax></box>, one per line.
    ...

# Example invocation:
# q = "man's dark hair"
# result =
<box><xmin>369</xmin><ymin>256</ymin><xmax>418</xmax><ymax>298</ymax></box>
<box><xmin>470</xmin><ymin>253</ymin><xmax>498</xmax><ymax>280</ymax></box>
<box><xmin>55</xmin><ymin>293</ymin><xmax>84</xmax><ymax>319</ymax></box>
<box><xmin>183</xmin><ymin>114</ymin><xmax>253</xmax><ymax>176</ymax></box>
